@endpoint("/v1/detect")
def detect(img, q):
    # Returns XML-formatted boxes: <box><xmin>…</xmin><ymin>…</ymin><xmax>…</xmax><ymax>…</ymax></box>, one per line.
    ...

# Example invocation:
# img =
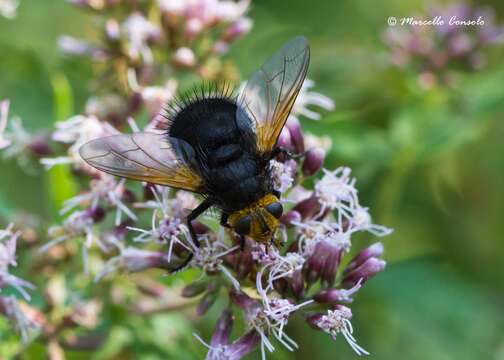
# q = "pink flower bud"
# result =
<box><xmin>276</xmin><ymin>127</ymin><xmax>293</xmax><ymax>150</ymax></box>
<box><xmin>211</xmin><ymin>309</ymin><xmax>234</xmax><ymax>346</ymax></box>
<box><xmin>222</xmin><ymin>18</ymin><xmax>253</xmax><ymax>42</ymax></box>
<box><xmin>286</xmin><ymin>116</ymin><xmax>304</xmax><ymax>153</ymax></box>
<box><xmin>182</xmin><ymin>279</ymin><xmax>209</xmax><ymax>298</ymax></box>
<box><xmin>173</xmin><ymin>47</ymin><xmax>196</xmax><ymax>68</ymax></box>
<box><xmin>343</xmin><ymin>258</ymin><xmax>386</xmax><ymax>287</ymax></box>
<box><xmin>345</xmin><ymin>242</ymin><xmax>384</xmax><ymax>273</ymax></box>
<box><xmin>302</xmin><ymin>147</ymin><xmax>325</xmax><ymax>176</ymax></box>
<box><xmin>280</xmin><ymin>210</ymin><xmax>301</xmax><ymax>226</ymax></box>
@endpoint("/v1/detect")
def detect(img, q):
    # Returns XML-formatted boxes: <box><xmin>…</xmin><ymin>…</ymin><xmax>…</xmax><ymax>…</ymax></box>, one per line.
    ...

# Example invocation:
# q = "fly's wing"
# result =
<box><xmin>238</xmin><ymin>36</ymin><xmax>310</xmax><ymax>154</ymax></box>
<box><xmin>79</xmin><ymin>132</ymin><xmax>203</xmax><ymax>192</ymax></box>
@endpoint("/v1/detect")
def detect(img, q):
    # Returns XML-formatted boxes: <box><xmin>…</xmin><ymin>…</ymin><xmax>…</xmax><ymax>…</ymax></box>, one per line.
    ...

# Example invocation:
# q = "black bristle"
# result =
<box><xmin>159</xmin><ymin>81</ymin><xmax>237</xmax><ymax>132</ymax></box>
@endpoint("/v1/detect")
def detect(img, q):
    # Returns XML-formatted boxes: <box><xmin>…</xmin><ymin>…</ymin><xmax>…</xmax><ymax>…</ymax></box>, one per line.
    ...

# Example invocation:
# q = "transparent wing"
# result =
<box><xmin>238</xmin><ymin>36</ymin><xmax>310</xmax><ymax>153</ymax></box>
<box><xmin>79</xmin><ymin>132</ymin><xmax>203</xmax><ymax>192</ymax></box>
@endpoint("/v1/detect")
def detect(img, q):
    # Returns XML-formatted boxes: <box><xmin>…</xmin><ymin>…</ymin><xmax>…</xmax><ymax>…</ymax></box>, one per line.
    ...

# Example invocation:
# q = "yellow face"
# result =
<box><xmin>228</xmin><ymin>194</ymin><xmax>284</xmax><ymax>244</ymax></box>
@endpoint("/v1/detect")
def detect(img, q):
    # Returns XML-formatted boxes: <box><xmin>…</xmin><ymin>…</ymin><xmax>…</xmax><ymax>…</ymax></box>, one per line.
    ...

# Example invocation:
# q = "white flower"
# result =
<box><xmin>121</xmin><ymin>12</ymin><xmax>160</xmax><ymax>64</ymax></box>
<box><xmin>41</xmin><ymin>114</ymin><xmax>118</xmax><ymax>171</ymax></box>
<box><xmin>269</xmin><ymin>159</ymin><xmax>295</xmax><ymax>193</ymax></box>
<box><xmin>0</xmin><ymin>296</ymin><xmax>38</xmax><ymax>343</ymax></box>
<box><xmin>182</xmin><ymin>0</ymin><xmax>250</xmax><ymax>26</ymax></box>
<box><xmin>250</xmin><ymin>269</ymin><xmax>313</xmax><ymax>358</ymax></box>
<box><xmin>61</xmin><ymin>175</ymin><xmax>137</xmax><ymax>226</ymax></box>
<box><xmin>173</xmin><ymin>47</ymin><xmax>196</xmax><ymax>67</ymax></box>
<box><xmin>0</xmin><ymin>224</ymin><xmax>35</xmax><ymax>301</ymax></box>
<box><xmin>254</xmin><ymin>249</ymin><xmax>305</xmax><ymax>292</ymax></box>
<box><xmin>129</xmin><ymin>187</ymin><xmax>195</xmax><ymax>253</ymax></box>
<box><xmin>189</xmin><ymin>229</ymin><xmax>240</xmax><ymax>290</ymax></box>
<box><xmin>315</xmin><ymin>307</ymin><xmax>369</xmax><ymax>356</ymax></box>
<box><xmin>315</xmin><ymin>167</ymin><xmax>358</xmax><ymax>221</ymax></box>
<box><xmin>0</xmin><ymin>99</ymin><xmax>12</xmax><ymax>149</ymax></box>
<box><xmin>40</xmin><ymin>209</ymin><xmax>102</xmax><ymax>274</ymax></box>
<box><xmin>0</xmin><ymin>102</ymin><xmax>36</xmax><ymax>169</ymax></box>
<box><xmin>0</xmin><ymin>0</ymin><xmax>19</xmax><ymax>19</ymax></box>
<box><xmin>127</xmin><ymin>68</ymin><xmax>178</xmax><ymax>117</ymax></box>
<box><xmin>349</xmin><ymin>206</ymin><xmax>393</xmax><ymax>237</ymax></box>
<box><xmin>94</xmin><ymin>247</ymin><xmax>170</xmax><ymax>282</ymax></box>
<box><xmin>291</xmin><ymin>79</ymin><xmax>334</xmax><ymax>121</ymax></box>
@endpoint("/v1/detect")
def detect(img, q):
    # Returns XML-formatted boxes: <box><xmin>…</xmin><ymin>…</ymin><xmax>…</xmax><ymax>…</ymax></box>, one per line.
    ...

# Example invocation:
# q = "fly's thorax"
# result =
<box><xmin>228</xmin><ymin>194</ymin><xmax>284</xmax><ymax>243</ymax></box>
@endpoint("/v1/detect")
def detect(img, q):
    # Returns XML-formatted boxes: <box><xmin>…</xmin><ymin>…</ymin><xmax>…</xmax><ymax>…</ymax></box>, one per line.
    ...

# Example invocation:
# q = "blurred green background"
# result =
<box><xmin>1</xmin><ymin>0</ymin><xmax>504</xmax><ymax>359</ymax></box>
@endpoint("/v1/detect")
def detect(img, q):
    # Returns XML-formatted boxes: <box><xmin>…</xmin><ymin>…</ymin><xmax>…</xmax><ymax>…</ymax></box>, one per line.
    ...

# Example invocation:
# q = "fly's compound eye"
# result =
<box><xmin>234</xmin><ymin>215</ymin><xmax>252</xmax><ymax>235</ymax></box>
<box><xmin>265</xmin><ymin>202</ymin><xmax>283</xmax><ymax>219</ymax></box>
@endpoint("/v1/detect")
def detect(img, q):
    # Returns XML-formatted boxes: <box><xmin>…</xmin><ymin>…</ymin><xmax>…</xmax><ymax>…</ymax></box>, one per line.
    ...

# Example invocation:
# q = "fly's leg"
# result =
<box><xmin>221</xmin><ymin>213</ymin><xmax>246</xmax><ymax>251</ymax></box>
<box><xmin>220</xmin><ymin>213</ymin><xmax>231</xmax><ymax>228</ymax></box>
<box><xmin>170</xmin><ymin>199</ymin><xmax>212</xmax><ymax>273</ymax></box>
<box><xmin>272</xmin><ymin>235</ymin><xmax>281</xmax><ymax>248</ymax></box>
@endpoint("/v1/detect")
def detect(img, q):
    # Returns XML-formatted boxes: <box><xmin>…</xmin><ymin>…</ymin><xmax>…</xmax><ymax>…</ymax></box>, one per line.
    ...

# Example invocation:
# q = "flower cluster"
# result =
<box><xmin>79</xmin><ymin>103</ymin><xmax>391</xmax><ymax>358</ymax></box>
<box><xmin>0</xmin><ymin>99</ymin><xmax>52</xmax><ymax>171</ymax></box>
<box><xmin>383</xmin><ymin>4</ymin><xmax>504</xmax><ymax>88</ymax></box>
<box><xmin>0</xmin><ymin>224</ymin><xmax>38</xmax><ymax>342</ymax></box>
<box><xmin>1</xmin><ymin>1</ymin><xmax>390</xmax><ymax>357</ymax></box>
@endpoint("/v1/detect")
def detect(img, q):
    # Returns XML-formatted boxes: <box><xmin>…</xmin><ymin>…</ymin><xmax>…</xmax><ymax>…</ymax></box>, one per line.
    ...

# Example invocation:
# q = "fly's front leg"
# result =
<box><xmin>221</xmin><ymin>213</ymin><xmax>245</xmax><ymax>251</ymax></box>
<box><xmin>170</xmin><ymin>199</ymin><xmax>212</xmax><ymax>273</ymax></box>
<box><xmin>220</xmin><ymin>213</ymin><xmax>231</xmax><ymax>228</ymax></box>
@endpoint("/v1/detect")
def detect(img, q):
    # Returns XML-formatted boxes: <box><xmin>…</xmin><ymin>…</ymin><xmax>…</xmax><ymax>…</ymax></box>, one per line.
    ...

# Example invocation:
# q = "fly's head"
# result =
<box><xmin>228</xmin><ymin>194</ymin><xmax>283</xmax><ymax>244</ymax></box>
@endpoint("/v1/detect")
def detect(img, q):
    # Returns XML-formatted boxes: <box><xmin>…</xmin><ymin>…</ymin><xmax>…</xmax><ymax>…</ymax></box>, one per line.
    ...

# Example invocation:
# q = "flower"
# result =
<box><xmin>127</xmin><ymin>68</ymin><xmax>178</xmax><ymax>118</ymax></box>
<box><xmin>195</xmin><ymin>308</ymin><xmax>260</xmax><ymax>360</ymax></box>
<box><xmin>0</xmin><ymin>224</ymin><xmax>35</xmax><ymax>301</ymax></box>
<box><xmin>121</xmin><ymin>12</ymin><xmax>160</xmax><ymax>64</ymax></box>
<box><xmin>383</xmin><ymin>4</ymin><xmax>504</xmax><ymax>86</ymax></box>
<box><xmin>0</xmin><ymin>296</ymin><xmax>39</xmax><ymax>343</ymax></box>
<box><xmin>41</xmin><ymin>115</ymin><xmax>118</xmax><ymax>171</ymax></box>
<box><xmin>95</xmin><ymin>247</ymin><xmax>173</xmax><ymax>282</ymax></box>
<box><xmin>291</xmin><ymin>79</ymin><xmax>335</xmax><ymax>121</ymax></box>
<box><xmin>40</xmin><ymin>207</ymin><xmax>105</xmax><ymax>273</ymax></box>
<box><xmin>0</xmin><ymin>0</ymin><xmax>19</xmax><ymax>19</ymax></box>
<box><xmin>269</xmin><ymin>159</ymin><xmax>296</xmax><ymax>193</ymax></box>
<box><xmin>308</xmin><ymin>306</ymin><xmax>369</xmax><ymax>356</ymax></box>
<box><xmin>61</xmin><ymin>175</ymin><xmax>137</xmax><ymax>226</ymax></box>
<box><xmin>0</xmin><ymin>99</ymin><xmax>12</xmax><ymax>149</ymax></box>
<box><xmin>314</xmin><ymin>167</ymin><xmax>359</xmax><ymax>220</ymax></box>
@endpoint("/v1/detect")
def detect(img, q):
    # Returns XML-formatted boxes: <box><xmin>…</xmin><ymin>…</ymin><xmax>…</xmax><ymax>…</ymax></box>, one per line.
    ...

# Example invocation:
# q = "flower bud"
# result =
<box><xmin>313</xmin><ymin>281</ymin><xmax>361</xmax><ymax>304</ymax></box>
<box><xmin>27</xmin><ymin>136</ymin><xmax>52</xmax><ymax>157</ymax></box>
<box><xmin>196</xmin><ymin>291</ymin><xmax>219</xmax><ymax>316</ymax></box>
<box><xmin>184</xmin><ymin>18</ymin><xmax>203</xmax><ymax>40</ymax></box>
<box><xmin>280</xmin><ymin>210</ymin><xmax>301</xmax><ymax>227</ymax></box>
<box><xmin>276</xmin><ymin>127</ymin><xmax>293</xmax><ymax>150</ymax></box>
<box><xmin>306</xmin><ymin>313</ymin><xmax>324</xmax><ymax>330</ymax></box>
<box><xmin>173</xmin><ymin>47</ymin><xmax>196</xmax><ymax>68</ymax></box>
<box><xmin>222</xmin><ymin>18</ymin><xmax>253</xmax><ymax>42</ymax></box>
<box><xmin>343</xmin><ymin>258</ymin><xmax>386</xmax><ymax>287</ymax></box>
<box><xmin>105</xmin><ymin>19</ymin><xmax>120</xmax><ymax>41</ymax></box>
<box><xmin>302</xmin><ymin>147</ymin><xmax>325</xmax><ymax>176</ymax></box>
<box><xmin>289</xmin><ymin>269</ymin><xmax>304</xmax><ymax>299</ymax></box>
<box><xmin>229</xmin><ymin>289</ymin><xmax>257</xmax><ymax>312</ymax></box>
<box><xmin>303</xmin><ymin>240</ymin><xmax>343</xmax><ymax>285</ymax></box>
<box><xmin>227</xmin><ymin>330</ymin><xmax>261</xmax><ymax>359</ymax></box>
<box><xmin>233</xmin><ymin>247</ymin><xmax>254</xmax><ymax>279</ymax></box>
<box><xmin>345</xmin><ymin>242</ymin><xmax>384</xmax><ymax>273</ymax></box>
<box><xmin>181</xmin><ymin>279</ymin><xmax>209</xmax><ymax>298</ymax></box>
<box><xmin>286</xmin><ymin>116</ymin><xmax>304</xmax><ymax>153</ymax></box>
<box><xmin>86</xmin><ymin>206</ymin><xmax>105</xmax><ymax>223</ymax></box>
<box><xmin>292</xmin><ymin>193</ymin><xmax>322</xmax><ymax>220</ymax></box>
<box><xmin>211</xmin><ymin>309</ymin><xmax>233</xmax><ymax>346</ymax></box>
